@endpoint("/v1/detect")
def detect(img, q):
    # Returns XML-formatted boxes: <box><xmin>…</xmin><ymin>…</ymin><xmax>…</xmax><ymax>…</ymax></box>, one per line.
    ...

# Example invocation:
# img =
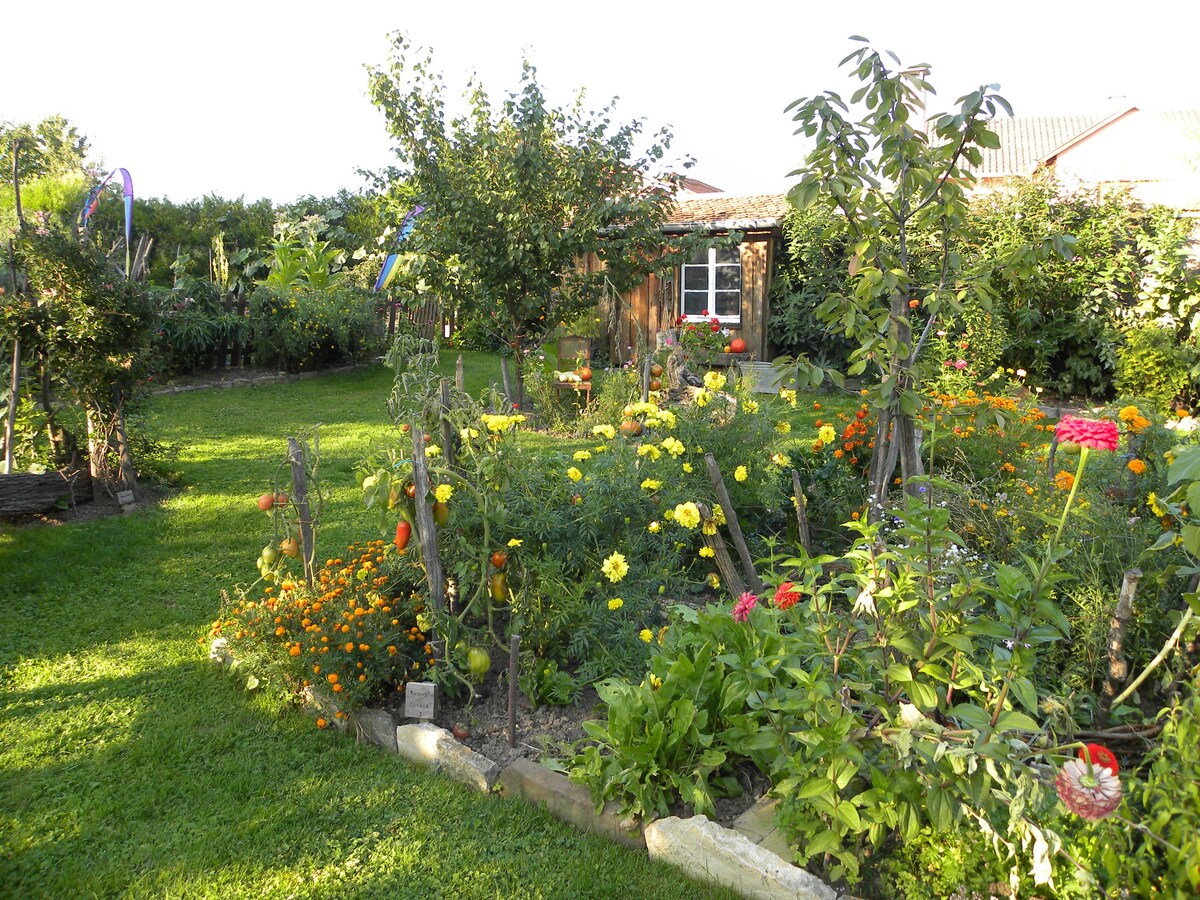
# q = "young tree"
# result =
<box><xmin>785</xmin><ymin>39</ymin><xmax>1034</xmax><ymax>520</ymax></box>
<box><xmin>366</xmin><ymin>33</ymin><xmax>688</xmax><ymax>400</ymax></box>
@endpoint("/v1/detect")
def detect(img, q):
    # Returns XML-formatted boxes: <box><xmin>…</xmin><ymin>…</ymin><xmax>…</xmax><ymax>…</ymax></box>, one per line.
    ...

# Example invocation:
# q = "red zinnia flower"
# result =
<box><xmin>773</xmin><ymin>581</ymin><xmax>801</xmax><ymax>610</ymax></box>
<box><xmin>1079</xmin><ymin>743</ymin><xmax>1119</xmax><ymax>774</ymax></box>
<box><xmin>1055</xmin><ymin>415</ymin><xmax>1119</xmax><ymax>451</ymax></box>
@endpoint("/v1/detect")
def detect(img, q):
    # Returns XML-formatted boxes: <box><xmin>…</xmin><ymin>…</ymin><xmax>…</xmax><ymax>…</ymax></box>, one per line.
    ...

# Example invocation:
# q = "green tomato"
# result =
<box><xmin>261</xmin><ymin>545</ymin><xmax>279</xmax><ymax>565</ymax></box>
<box><xmin>466</xmin><ymin>646</ymin><xmax>491</xmax><ymax>679</ymax></box>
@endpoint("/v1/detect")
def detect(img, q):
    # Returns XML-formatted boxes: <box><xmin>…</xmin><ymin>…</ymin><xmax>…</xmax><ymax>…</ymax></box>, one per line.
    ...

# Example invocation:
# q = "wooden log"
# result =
<box><xmin>704</xmin><ymin>454</ymin><xmax>764</xmax><ymax>594</ymax></box>
<box><xmin>791</xmin><ymin>470</ymin><xmax>812</xmax><ymax>553</ymax></box>
<box><xmin>697</xmin><ymin>501</ymin><xmax>745</xmax><ymax>599</ymax></box>
<box><xmin>287</xmin><ymin>437</ymin><xmax>316</xmax><ymax>588</ymax></box>
<box><xmin>1097</xmin><ymin>569</ymin><xmax>1141</xmax><ymax>728</ymax></box>
<box><xmin>0</xmin><ymin>467</ymin><xmax>92</xmax><ymax>516</ymax></box>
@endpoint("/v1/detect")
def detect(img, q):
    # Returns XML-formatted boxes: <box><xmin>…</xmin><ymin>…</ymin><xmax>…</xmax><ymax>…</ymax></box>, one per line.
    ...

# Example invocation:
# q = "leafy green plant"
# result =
<box><xmin>1115</xmin><ymin>324</ymin><xmax>1198</xmax><ymax>414</ymax></box>
<box><xmin>571</xmin><ymin>642</ymin><xmax>738</xmax><ymax>820</ymax></box>
<box><xmin>247</xmin><ymin>283</ymin><xmax>383</xmax><ymax>372</ymax></box>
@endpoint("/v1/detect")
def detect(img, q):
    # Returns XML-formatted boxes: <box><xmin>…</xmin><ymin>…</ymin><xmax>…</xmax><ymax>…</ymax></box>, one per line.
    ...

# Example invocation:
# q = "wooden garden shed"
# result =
<box><xmin>594</xmin><ymin>193</ymin><xmax>792</xmax><ymax>364</ymax></box>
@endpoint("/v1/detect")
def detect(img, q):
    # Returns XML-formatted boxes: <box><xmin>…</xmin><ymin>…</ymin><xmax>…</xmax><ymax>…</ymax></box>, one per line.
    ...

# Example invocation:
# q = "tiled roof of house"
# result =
<box><xmin>663</xmin><ymin>193</ymin><xmax>792</xmax><ymax>229</ymax></box>
<box><xmin>973</xmin><ymin>108</ymin><xmax>1200</xmax><ymax>178</ymax></box>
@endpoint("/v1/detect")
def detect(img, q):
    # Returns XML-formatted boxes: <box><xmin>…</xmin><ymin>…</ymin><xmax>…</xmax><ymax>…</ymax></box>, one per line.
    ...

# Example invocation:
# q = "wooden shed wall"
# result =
<box><xmin>590</xmin><ymin>231</ymin><xmax>776</xmax><ymax>364</ymax></box>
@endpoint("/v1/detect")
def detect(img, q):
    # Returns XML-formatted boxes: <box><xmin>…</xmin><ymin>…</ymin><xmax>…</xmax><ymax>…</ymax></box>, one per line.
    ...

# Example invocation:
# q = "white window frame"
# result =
<box><xmin>680</xmin><ymin>246</ymin><xmax>741</xmax><ymax>324</ymax></box>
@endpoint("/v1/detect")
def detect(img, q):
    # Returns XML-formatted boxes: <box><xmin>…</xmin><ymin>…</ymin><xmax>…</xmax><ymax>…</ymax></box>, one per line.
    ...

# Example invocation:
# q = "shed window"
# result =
<box><xmin>680</xmin><ymin>246</ymin><xmax>741</xmax><ymax>323</ymax></box>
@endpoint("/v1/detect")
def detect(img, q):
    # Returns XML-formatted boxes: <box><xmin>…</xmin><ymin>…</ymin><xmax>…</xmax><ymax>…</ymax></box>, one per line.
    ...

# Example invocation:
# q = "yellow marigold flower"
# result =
<box><xmin>702</xmin><ymin>519</ymin><xmax>717</xmax><ymax>536</ymax></box>
<box><xmin>648</xmin><ymin>673</ymin><xmax>663</xmax><ymax>689</ymax></box>
<box><xmin>695</xmin><ymin>389</ymin><xmax>710</xmax><ymax>407</ymax></box>
<box><xmin>661</xmin><ymin>437</ymin><xmax>686</xmax><ymax>457</ymax></box>
<box><xmin>426</xmin><ymin>444</ymin><xmax>441</xmax><ymax>458</ymax></box>
<box><xmin>434</xmin><ymin>483</ymin><xmax>453</xmax><ymax>503</ymax></box>
<box><xmin>779</xmin><ymin>388</ymin><xmax>797</xmax><ymax>406</ymax></box>
<box><xmin>567</xmin><ymin>467</ymin><xmax>583</xmax><ymax>482</ymax></box>
<box><xmin>639</xmin><ymin>628</ymin><xmax>654</xmax><ymax>643</ymax></box>
<box><xmin>640</xmin><ymin>478</ymin><xmax>663</xmax><ymax>491</ymax></box>
<box><xmin>674</xmin><ymin>502</ymin><xmax>702</xmax><ymax>529</ymax></box>
<box><xmin>608</xmin><ymin>598</ymin><xmax>624</xmax><ymax>611</ymax></box>
<box><xmin>734</xmin><ymin>465</ymin><xmax>749</xmax><ymax>482</ymax></box>
<box><xmin>682</xmin><ymin>462</ymin><xmax>694</xmax><ymax>473</ymax></box>
<box><xmin>573</xmin><ymin>450</ymin><xmax>592</xmax><ymax>461</ymax></box>
<box><xmin>1127</xmin><ymin>458</ymin><xmax>1147</xmax><ymax>476</ymax></box>
<box><xmin>818</xmin><ymin>424</ymin><xmax>837</xmax><ymax>444</ymax></box>
<box><xmin>743</xmin><ymin>399</ymin><xmax>760</xmax><ymax>414</ymax></box>
<box><xmin>647</xmin><ymin>521</ymin><xmax>661</xmax><ymax>533</ymax></box>
<box><xmin>775</xmin><ymin>420</ymin><xmax>791</xmax><ymax>434</ymax></box>
<box><xmin>771</xmin><ymin>452</ymin><xmax>791</xmax><ymax>468</ymax></box>
<box><xmin>712</xmin><ymin>505</ymin><xmax>726</xmax><ymax>526</ymax></box>
<box><xmin>460</xmin><ymin>426</ymin><xmax>479</xmax><ymax>441</ymax></box>
<box><xmin>1055</xmin><ymin>470</ymin><xmax>1075</xmax><ymax>491</ymax></box>
<box><xmin>593</xmin><ymin>424</ymin><xmax>616</xmax><ymax>440</ymax></box>
<box><xmin>507</xmin><ymin>538</ymin><xmax>523</xmax><ymax>548</ymax></box>
<box><xmin>637</xmin><ymin>444</ymin><xmax>662</xmax><ymax>461</ymax></box>
<box><xmin>699</xmin><ymin>546</ymin><xmax>715</xmax><ymax>558</ymax></box>
<box><xmin>703</xmin><ymin>371</ymin><xmax>727</xmax><ymax>391</ymax></box>
<box><xmin>601</xmin><ymin>552</ymin><xmax>629</xmax><ymax>583</ymax></box>
<box><xmin>706</xmin><ymin>573</ymin><xmax>721</xmax><ymax>590</ymax></box>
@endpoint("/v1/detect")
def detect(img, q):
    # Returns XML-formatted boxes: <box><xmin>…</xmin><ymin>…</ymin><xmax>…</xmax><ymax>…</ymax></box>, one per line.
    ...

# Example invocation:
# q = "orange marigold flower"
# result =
<box><xmin>326</xmin><ymin>673</ymin><xmax>338</xmax><ymax>684</ymax></box>
<box><xmin>1127</xmin><ymin>458</ymin><xmax>1147</xmax><ymax>476</ymax></box>
<box><xmin>316</xmin><ymin>717</ymin><xmax>328</xmax><ymax>729</ymax></box>
<box><xmin>1055</xmin><ymin>470</ymin><xmax>1076</xmax><ymax>491</ymax></box>
<box><xmin>289</xmin><ymin>645</ymin><xmax>301</xmax><ymax>657</ymax></box>
<box><xmin>332</xmin><ymin>683</ymin><xmax>343</xmax><ymax>693</ymax></box>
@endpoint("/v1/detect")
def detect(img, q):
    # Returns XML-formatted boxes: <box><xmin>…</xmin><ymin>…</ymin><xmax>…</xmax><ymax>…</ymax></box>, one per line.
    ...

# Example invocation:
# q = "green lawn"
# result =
<box><xmin>0</xmin><ymin>362</ymin><xmax>737</xmax><ymax>899</ymax></box>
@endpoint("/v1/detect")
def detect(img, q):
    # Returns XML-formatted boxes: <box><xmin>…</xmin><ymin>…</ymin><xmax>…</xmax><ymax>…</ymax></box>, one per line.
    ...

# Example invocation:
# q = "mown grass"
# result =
<box><xmin>0</xmin><ymin>360</ymin><xmax>738</xmax><ymax>899</ymax></box>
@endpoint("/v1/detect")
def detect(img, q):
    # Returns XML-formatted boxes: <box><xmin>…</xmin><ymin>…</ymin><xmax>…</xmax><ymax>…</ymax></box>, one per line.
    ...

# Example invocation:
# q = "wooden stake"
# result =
<box><xmin>791</xmin><ymin>470</ymin><xmax>812</xmax><ymax>553</ymax></box>
<box><xmin>639</xmin><ymin>358</ymin><xmax>651</xmax><ymax>402</ymax></box>
<box><xmin>287</xmin><ymin>437</ymin><xmax>316</xmax><ymax>588</ymax></box>
<box><xmin>1097</xmin><ymin>569</ymin><xmax>1141</xmax><ymax>727</ymax></box>
<box><xmin>439</xmin><ymin>378</ymin><xmax>456</xmax><ymax>469</ymax></box>
<box><xmin>704</xmin><ymin>454</ymin><xmax>764</xmax><ymax>594</ymax></box>
<box><xmin>500</xmin><ymin>357</ymin><xmax>513</xmax><ymax>406</ymax></box>
<box><xmin>4</xmin><ymin>339</ymin><xmax>18</xmax><ymax>475</ymax></box>
<box><xmin>697</xmin><ymin>502</ymin><xmax>745</xmax><ymax>599</ymax></box>
<box><xmin>455</xmin><ymin>355</ymin><xmax>464</xmax><ymax>393</ymax></box>
<box><xmin>507</xmin><ymin>633</ymin><xmax>521</xmax><ymax>749</ymax></box>
<box><xmin>411</xmin><ymin>427</ymin><xmax>445</xmax><ymax>621</ymax></box>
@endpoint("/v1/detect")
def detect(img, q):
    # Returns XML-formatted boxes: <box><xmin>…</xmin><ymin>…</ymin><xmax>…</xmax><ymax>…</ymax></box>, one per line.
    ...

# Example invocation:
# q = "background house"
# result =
<box><xmin>594</xmin><ymin>191</ymin><xmax>792</xmax><ymax>364</ymax></box>
<box><xmin>972</xmin><ymin>105</ymin><xmax>1200</xmax><ymax>213</ymax></box>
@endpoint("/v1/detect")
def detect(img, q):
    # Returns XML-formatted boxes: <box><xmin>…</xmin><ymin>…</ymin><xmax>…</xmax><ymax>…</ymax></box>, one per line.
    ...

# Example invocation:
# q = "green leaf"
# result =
<box><xmin>796</xmin><ymin>776</ymin><xmax>834</xmax><ymax>800</ymax></box>
<box><xmin>995</xmin><ymin>710</ymin><xmax>1039</xmax><ymax>732</ymax></box>
<box><xmin>908</xmin><ymin>679</ymin><xmax>939</xmax><ymax>710</ymax></box>
<box><xmin>1183</xmin><ymin>524</ymin><xmax>1200</xmax><ymax>558</ymax></box>
<box><xmin>834</xmin><ymin>803</ymin><xmax>863</xmax><ymax>831</ymax></box>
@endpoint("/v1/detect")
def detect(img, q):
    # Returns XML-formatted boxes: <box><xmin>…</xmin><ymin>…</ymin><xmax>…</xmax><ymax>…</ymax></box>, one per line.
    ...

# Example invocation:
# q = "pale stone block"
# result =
<box><xmin>350</xmin><ymin>708</ymin><xmax>397</xmax><ymax>752</ymax></box>
<box><xmin>395</xmin><ymin>723</ymin><xmax>500</xmax><ymax>792</ymax></box>
<box><xmin>644</xmin><ymin>815</ymin><xmax>835</xmax><ymax>900</ymax></box>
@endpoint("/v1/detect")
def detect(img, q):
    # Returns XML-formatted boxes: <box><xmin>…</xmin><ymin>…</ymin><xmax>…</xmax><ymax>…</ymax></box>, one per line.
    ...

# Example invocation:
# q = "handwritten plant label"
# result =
<box><xmin>405</xmin><ymin>681</ymin><xmax>437</xmax><ymax>721</ymax></box>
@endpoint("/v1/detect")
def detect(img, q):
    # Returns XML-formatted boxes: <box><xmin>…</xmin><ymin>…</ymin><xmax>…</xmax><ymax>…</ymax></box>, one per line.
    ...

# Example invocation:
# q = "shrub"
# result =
<box><xmin>1114</xmin><ymin>324</ymin><xmax>1197</xmax><ymax>415</ymax></box>
<box><xmin>247</xmin><ymin>284</ymin><xmax>384</xmax><ymax>372</ymax></box>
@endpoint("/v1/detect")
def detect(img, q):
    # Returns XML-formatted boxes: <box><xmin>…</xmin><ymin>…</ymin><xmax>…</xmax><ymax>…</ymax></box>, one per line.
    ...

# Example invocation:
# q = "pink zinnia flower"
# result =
<box><xmin>1056</xmin><ymin>756</ymin><xmax>1122</xmax><ymax>820</ymax></box>
<box><xmin>731</xmin><ymin>591</ymin><xmax>758</xmax><ymax>622</ymax></box>
<box><xmin>954</xmin><ymin>359</ymin><xmax>967</xmax><ymax>370</ymax></box>
<box><xmin>1055</xmin><ymin>415</ymin><xmax>1119</xmax><ymax>451</ymax></box>
<box><xmin>773</xmin><ymin>581</ymin><xmax>801</xmax><ymax>610</ymax></box>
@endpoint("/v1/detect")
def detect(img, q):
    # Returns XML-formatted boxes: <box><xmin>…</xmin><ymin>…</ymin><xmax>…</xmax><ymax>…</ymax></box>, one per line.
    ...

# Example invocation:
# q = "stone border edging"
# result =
<box><xmin>351</xmin><ymin>702</ymin><xmax>839</xmax><ymax>900</ymax></box>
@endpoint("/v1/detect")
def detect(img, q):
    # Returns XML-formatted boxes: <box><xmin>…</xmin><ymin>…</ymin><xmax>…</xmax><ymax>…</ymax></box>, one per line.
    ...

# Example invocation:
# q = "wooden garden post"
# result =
<box><xmin>791</xmin><ymin>470</ymin><xmax>812</xmax><ymax>553</ymax></box>
<box><xmin>697</xmin><ymin>501</ymin><xmax>745</xmax><ymax>599</ymax></box>
<box><xmin>704</xmin><ymin>454</ymin><xmax>764</xmax><ymax>594</ymax></box>
<box><xmin>4</xmin><ymin>337</ymin><xmax>17</xmax><ymax>475</ymax></box>
<box><xmin>287</xmin><ymin>437</ymin><xmax>316</xmax><ymax>588</ymax></box>
<box><xmin>410</xmin><ymin>427</ymin><xmax>445</xmax><ymax>641</ymax></box>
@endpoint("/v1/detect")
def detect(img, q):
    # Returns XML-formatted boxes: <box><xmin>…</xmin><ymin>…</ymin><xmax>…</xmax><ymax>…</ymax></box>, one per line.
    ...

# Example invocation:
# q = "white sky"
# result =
<box><xmin>5</xmin><ymin>0</ymin><xmax>1198</xmax><ymax>204</ymax></box>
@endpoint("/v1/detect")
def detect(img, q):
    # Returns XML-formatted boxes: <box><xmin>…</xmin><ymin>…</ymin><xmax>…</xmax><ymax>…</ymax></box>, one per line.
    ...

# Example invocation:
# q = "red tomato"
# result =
<box><xmin>394</xmin><ymin>521</ymin><xmax>412</xmax><ymax>552</ymax></box>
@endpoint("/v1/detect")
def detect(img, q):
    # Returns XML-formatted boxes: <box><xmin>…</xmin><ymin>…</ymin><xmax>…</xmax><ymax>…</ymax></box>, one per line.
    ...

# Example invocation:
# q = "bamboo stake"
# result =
<box><xmin>791</xmin><ymin>470</ymin><xmax>812</xmax><ymax>553</ymax></box>
<box><xmin>697</xmin><ymin>501</ymin><xmax>745</xmax><ymax>599</ymax></box>
<box><xmin>1112</xmin><ymin>606</ymin><xmax>1195</xmax><ymax>709</ymax></box>
<box><xmin>704</xmin><ymin>454</ymin><xmax>764</xmax><ymax>594</ymax></box>
<box><xmin>1097</xmin><ymin>569</ymin><xmax>1141</xmax><ymax>728</ymax></box>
